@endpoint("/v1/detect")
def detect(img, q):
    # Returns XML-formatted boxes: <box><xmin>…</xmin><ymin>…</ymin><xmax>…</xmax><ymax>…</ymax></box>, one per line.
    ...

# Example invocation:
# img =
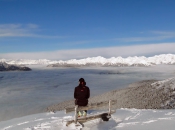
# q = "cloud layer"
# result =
<box><xmin>115</xmin><ymin>31</ymin><xmax>175</xmax><ymax>42</ymax></box>
<box><xmin>0</xmin><ymin>43</ymin><xmax>175</xmax><ymax>60</ymax></box>
<box><xmin>0</xmin><ymin>24</ymin><xmax>65</xmax><ymax>38</ymax></box>
<box><xmin>0</xmin><ymin>24</ymin><xmax>39</xmax><ymax>37</ymax></box>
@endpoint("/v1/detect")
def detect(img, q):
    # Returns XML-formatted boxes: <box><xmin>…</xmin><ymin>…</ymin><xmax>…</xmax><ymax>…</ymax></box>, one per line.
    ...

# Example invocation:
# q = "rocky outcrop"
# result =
<box><xmin>0</xmin><ymin>62</ymin><xmax>31</xmax><ymax>71</ymax></box>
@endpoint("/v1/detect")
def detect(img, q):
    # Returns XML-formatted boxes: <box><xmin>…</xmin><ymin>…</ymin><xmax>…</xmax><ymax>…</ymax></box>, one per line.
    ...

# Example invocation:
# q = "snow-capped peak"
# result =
<box><xmin>1</xmin><ymin>54</ymin><xmax>175</xmax><ymax>66</ymax></box>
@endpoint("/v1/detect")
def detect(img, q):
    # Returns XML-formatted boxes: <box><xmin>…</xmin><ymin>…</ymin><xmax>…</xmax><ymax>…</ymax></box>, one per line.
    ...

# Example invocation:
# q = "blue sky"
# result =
<box><xmin>1</xmin><ymin>0</ymin><xmax>175</xmax><ymax>60</ymax></box>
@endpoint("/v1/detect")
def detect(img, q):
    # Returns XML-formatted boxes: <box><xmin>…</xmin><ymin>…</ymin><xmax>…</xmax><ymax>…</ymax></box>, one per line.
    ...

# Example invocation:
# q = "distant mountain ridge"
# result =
<box><xmin>1</xmin><ymin>54</ymin><xmax>175</xmax><ymax>67</ymax></box>
<box><xmin>0</xmin><ymin>62</ymin><xmax>31</xmax><ymax>71</ymax></box>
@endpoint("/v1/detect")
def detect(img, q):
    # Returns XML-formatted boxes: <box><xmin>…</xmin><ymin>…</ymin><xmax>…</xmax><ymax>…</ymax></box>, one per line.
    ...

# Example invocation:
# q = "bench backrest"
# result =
<box><xmin>65</xmin><ymin>100</ymin><xmax>117</xmax><ymax>114</ymax></box>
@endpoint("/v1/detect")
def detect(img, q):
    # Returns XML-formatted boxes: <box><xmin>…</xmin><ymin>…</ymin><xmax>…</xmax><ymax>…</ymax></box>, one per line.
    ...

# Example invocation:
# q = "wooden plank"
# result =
<box><xmin>66</xmin><ymin>110</ymin><xmax>116</xmax><ymax>126</ymax></box>
<box><xmin>65</xmin><ymin>100</ymin><xmax>117</xmax><ymax>114</ymax></box>
<box><xmin>78</xmin><ymin>113</ymin><xmax>108</xmax><ymax>123</ymax></box>
<box><xmin>78</xmin><ymin>110</ymin><xmax>116</xmax><ymax>123</ymax></box>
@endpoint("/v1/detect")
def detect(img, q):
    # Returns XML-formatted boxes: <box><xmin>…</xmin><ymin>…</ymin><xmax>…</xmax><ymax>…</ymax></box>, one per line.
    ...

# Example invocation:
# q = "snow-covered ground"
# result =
<box><xmin>0</xmin><ymin>65</ymin><xmax>174</xmax><ymax>121</ymax></box>
<box><xmin>1</xmin><ymin>54</ymin><xmax>175</xmax><ymax>66</ymax></box>
<box><xmin>1</xmin><ymin>64</ymin><xmax>175</xmax><ymax>129</ymax></box>
<box><xmin>0</xmin><ymin>109</ymin><xmax>175</xmax><ymax>130</ymax></box>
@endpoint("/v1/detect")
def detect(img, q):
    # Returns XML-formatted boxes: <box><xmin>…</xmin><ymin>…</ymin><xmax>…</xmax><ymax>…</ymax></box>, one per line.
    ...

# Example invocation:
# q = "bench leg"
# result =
<box><xmin>74</xmin><ymin>105</ymin><xmax>78</xmax><ymax>124</ymax></box>
<box><xmin>108</xmin><ymin>100</ymin><xmax>111</xmax><ymax>116</ymax></box>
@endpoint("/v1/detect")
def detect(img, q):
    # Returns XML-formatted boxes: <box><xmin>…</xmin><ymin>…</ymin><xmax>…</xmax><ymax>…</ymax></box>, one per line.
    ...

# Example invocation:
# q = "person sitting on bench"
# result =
<box><xmin>74</xmin><ymin>78</ymin><xmax>90</xmax><ymax>117</ymax></box>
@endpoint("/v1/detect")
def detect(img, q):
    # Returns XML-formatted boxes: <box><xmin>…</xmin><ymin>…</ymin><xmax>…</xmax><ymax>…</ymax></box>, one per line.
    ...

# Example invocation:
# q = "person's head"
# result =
<box><xmin>79</xmin><ymin>78</ymin><xmax>85</xmax><ymax>85</ymax></box>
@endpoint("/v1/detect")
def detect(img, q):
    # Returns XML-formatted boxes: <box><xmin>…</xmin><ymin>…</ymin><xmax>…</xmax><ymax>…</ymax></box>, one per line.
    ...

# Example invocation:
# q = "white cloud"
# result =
<box><xmin>116</xmin><ymin>36</ymin><xmax>172</xmax><ymax>42</ymax></box>
<box><xmin>115</xmin><ymin>31</ymin><xmax>175</xmax><ymax>42</ymax></box>
<box><xmin>0</xmin><ymin>43</ymin><xmax>175</xmax><ymax>60</ymax></box>
<box><xmin>0</xmin><ymin>24</ymin><xmax>37</xmax><ymax>37</ymax></box>
<box><xmin>0</xmin><ymin>24</ymin><xmax>65</xmax><ymax>38</ymax></box>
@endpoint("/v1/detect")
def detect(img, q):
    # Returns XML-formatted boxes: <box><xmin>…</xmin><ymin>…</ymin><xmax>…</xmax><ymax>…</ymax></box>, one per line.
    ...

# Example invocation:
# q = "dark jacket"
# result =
<box><xmin>74</xmin><ymin>85</ymin><xmax>90</xmax><ymax>106</ymax></box>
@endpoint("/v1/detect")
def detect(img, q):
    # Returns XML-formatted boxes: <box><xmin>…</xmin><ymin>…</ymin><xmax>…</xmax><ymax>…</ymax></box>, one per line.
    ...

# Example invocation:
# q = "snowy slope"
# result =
<box><xmin>0</xmin><ymin>68</ymin><xmax>175</xmax><ymax>129</ymax></box>
<box><xmin>1</xmin><ymin>54</ymin><xmax>175</xmax><ymax>66</ymax></box>
<box><xmin>151</xmin><ymin>77</ymin><xmax>175</xmax><ymax>109</ymax></box>
<box><xmin>1</xmin><ymin>109</ymin><xmax>175</xmax><ymax>130</ymax></box>
<box><xmin>1</xmin><ymin>77</ymin><xmax>175</xmax><ymax>130</ymax></box>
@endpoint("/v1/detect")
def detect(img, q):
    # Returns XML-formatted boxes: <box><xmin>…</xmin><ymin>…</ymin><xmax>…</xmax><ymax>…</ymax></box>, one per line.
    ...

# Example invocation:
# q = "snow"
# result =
<box><xmin>151</xmin><ymin>77</ymin><xmax>175</xmax><ymax>108</ymax></box>
<box><xmin>1</xmin><ymin>109</ymin><xmax>175</xmax><ymax>130</ymax></box>
<box><xmin>1</xmin><ymin>54</ymin><xmax>175</xmax><ymax>66</ymax></box>
<box><xmin>151</xmin><ymin>77</ymin><xmax>175</xmax><ymax>90</ymax></box>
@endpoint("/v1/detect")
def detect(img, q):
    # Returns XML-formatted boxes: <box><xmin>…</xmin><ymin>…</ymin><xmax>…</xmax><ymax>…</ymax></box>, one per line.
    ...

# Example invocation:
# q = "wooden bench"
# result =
<box><xmin>65</xmin><ymin>100</ymin><xmax>117</xmax><ymax>126</ymax></box>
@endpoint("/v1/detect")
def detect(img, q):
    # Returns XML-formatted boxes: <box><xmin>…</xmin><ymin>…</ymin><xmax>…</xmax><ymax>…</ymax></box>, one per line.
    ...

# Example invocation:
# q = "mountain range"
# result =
<box><xmin>0</xmin><ymin>54</ymin><xmax>175</xmax><ymax>67</ymax></box>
